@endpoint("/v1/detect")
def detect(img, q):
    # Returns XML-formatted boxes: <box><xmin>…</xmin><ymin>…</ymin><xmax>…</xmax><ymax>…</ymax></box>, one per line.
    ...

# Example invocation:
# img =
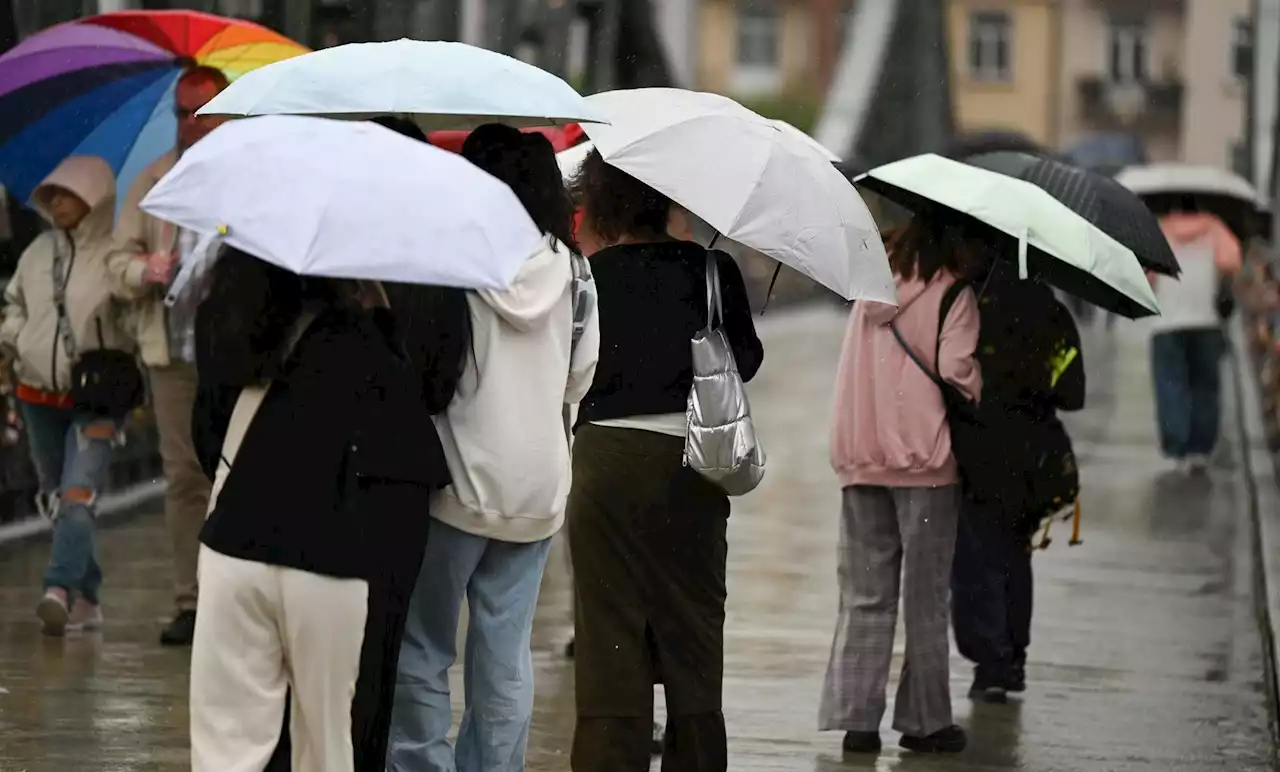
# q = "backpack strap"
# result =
<box><xmin>934</xmin><ymin>278</ymin><xmax>970</xmax><ymax>364</ymax></box>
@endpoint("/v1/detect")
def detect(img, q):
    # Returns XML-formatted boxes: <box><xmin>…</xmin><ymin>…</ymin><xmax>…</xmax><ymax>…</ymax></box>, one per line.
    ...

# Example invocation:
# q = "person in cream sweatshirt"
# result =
<box><xmin>390</xmin><ymin>125</ymin><xmax>599</xmax><ymax>772</ymax></box>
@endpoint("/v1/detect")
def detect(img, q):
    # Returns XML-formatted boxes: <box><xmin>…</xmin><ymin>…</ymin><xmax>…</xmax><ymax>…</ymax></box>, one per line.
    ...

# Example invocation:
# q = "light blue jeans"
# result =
<box><xmin>20</xmin><ymin>401</ymin><xmax>118</xmax><ymax>604</ymax></box>
<box><xmin>389</xmin><ymin>519</ymin><xmax>553</xmax><ymax>772</ymax></box>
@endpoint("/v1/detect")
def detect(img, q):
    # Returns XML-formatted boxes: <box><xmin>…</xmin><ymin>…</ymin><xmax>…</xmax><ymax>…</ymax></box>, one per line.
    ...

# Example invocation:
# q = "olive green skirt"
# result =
<box><xmin>567</xmin><ymin>424</ymin><xmax>730</xmax><ymax>718</ymax></box>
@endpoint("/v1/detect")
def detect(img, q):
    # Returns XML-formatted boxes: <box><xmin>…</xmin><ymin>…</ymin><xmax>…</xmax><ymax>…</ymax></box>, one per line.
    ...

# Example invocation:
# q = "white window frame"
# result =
<box><xmin>968</xmin><ymin>10</ymin><xmax>1012</xmax><ymax>83</ymax></box>
<box><xmin>1107</xmin><ymin>19</ymin><xmax>1149</xmax><ymax>84</ymax></box>
<box><xmin>732</xmin><ymin>2</ymin><xmax>782</xmax><ymax>96</ymax></box>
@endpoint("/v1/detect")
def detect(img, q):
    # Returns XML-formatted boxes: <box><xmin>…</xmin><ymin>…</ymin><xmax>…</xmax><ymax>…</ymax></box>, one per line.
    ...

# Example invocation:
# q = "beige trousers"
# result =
<box><xmin>190</xmin><ymin>546</ymin><xmax>369</xmax><ymax>772</ymax></box>
<box><xmin>148</xmin><ymin>363</ymin><xmax>211</xmax><ymax>611</ymax></box>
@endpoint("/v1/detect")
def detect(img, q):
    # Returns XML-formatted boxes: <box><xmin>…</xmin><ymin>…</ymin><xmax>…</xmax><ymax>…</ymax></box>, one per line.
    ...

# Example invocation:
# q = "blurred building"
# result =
<box><xmin>946</xmin><ymin>0</ymin><xmax>1253</xmax><ymax>169</ymax></box>
<box><xmin>694</xmin><ymin>0</ymin><xmax>853</xmax><ymax>100</ymax></box>
<box><xmin>946</xmin><ymin>0</ymin><xmax>1058</xmax><ymax>145</ymax></box>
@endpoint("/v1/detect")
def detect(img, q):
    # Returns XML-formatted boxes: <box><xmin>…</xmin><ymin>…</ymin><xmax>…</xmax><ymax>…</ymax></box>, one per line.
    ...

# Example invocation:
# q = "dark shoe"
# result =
<box><xmin>159</xmin><ymin>610</ymin><xmax>196</xmax><ymax>646</ymax></box>
<box><xmin>652</xmin><ymin>722</ymin><xmax>664</xmax><ymax>756</ymax></box>
<box><xmin>564</xmin><ymin>637</ymin><xmax>575</xmax><ymax>658</ymax></box>
<box><xmin>969</xmin><ymin>676</ymin><xmax>1008</xmax><ymax>704</ymax></box>
<box><xmin>900</xmin><ymin>725</ymin><xmax>967</xmax><ymax>753</ymax></box>
<box><xmin>1006</xmin><ymin>664</ymin><xmax>1027</xmax><ymax>693</ymax></box>
<box><xmin>842</xmin><ymin>730</ymin><xmax>882</xmax><ymax>753</ymax></box>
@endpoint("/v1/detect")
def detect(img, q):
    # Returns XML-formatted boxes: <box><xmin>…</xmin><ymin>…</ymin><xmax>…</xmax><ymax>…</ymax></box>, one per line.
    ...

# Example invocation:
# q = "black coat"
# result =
<box><xmin>191</xmin><ymin>304</ymin><xmax>448</xmax><ymax>772</ymax></box>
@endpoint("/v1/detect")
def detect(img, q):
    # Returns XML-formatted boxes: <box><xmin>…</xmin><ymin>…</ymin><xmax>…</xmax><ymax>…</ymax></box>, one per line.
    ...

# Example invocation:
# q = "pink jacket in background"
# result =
<box><xmin>830</xmin><ymin>271</ymin><xmax>982</xmax><ymax>489</ymax></box>
<box><xmin>1160</xmin><ymin>212</ymin><xmax>1242</xmax><ymax>275</ymax></box>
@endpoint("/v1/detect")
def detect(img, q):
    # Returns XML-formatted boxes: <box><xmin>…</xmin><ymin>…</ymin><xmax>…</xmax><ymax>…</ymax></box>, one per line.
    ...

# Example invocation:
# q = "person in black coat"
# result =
<box><xmin>950</xmin><ymin>256</ymin><xmax>1085</xmax><ymax>705</ymax></box>
<box><xmin>188</xmin><ymin>247</ymin><xmax>453</xmax><ymax>771</ymax></box>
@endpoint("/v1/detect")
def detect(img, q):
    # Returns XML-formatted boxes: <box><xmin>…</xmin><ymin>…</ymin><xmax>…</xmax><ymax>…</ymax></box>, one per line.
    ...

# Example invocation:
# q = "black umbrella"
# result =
<box><xmin>942</xmin><ymin>130</ymin><xmax>1048</xmax><ymax>160</ymax></box>
<box><xmin>967</xmin><ymin>151</ymin><xmax>1180</xmax><ymax>277</ymax></box>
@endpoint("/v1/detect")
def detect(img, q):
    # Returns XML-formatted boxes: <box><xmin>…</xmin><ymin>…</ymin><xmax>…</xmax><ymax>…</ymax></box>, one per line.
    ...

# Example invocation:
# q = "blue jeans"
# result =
<box><xmin>20</xmin><ymin>401</ymin><xmax>118</xmax><ymax>604</ymax></box>
<box><xmin>1150</xmin><ymin>328</ymin><xmax>1225</xmax><ymax>458</ymax></box>
<box><xmin>389</xmin><ymin>519</ymin><xmax>553</xmax><ymax>772</ymax></box>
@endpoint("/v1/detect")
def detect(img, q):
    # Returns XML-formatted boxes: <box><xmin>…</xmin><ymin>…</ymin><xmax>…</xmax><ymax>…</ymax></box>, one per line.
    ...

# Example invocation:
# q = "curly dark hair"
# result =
<box><xmin>570</xmin><ymin>148</ymin><xmax>672</xmax><ymax>244</ymax></box>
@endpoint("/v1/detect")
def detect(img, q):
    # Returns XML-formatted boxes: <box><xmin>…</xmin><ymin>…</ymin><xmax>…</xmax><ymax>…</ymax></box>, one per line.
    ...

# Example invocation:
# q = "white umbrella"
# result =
<box><xmin>140</xmin><ymin>115</ymin><xmax>543</xmax><ymax>291</ymax></box>
<box><xmin>579</xmin><ymin>88</ymin><xmax>894</xmax><ymax>304</ymax></box>
<box><xmin>857</xmin><ymin>153</ymin><xmax>1159</xmax><ymax>318</ymax></box>
<box><xmin>196</xmin><ymin>38</ymin><xmax>608</xmax><ymax>131</ymax></box>
<box><xmin>557</xmin><ymin>121</ymin><xmax>839</xmax><ymax>180</ymax></box>
<box><xmin>1116</xmin><ymin>163</ymin><xmax>1262</xmax><ymax>206</ymax></box>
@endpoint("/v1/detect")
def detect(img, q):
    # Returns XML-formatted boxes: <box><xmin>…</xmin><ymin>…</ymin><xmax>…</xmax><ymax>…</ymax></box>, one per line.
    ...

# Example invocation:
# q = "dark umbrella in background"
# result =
<box><xmin>1116</xmin><ymin>163</ymin><xmax>1268</xmax><ymax>243</ymax></box>
<box><xmin>942</xmin><ymin>129</ymin><xmax>1048</xmax><ymax>160</ymax></box>
<box><xmin>969</xmin><ymin>151</ymin><xmax>1180</xmax><ymax>277</ymax></box>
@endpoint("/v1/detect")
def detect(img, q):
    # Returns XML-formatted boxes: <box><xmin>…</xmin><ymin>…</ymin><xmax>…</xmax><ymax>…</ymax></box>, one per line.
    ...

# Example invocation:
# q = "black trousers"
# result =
<box><xmin>950</xmin><ymin>502</ymin><xmax>1034</xmax><ymax>680</ymax></box>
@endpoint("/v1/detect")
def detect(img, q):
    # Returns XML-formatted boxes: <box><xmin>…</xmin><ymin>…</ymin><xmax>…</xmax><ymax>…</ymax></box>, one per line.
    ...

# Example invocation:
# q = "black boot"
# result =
<box><xmin>899</xmin><ymin>725</ymin><xmax>967</xmax><ymax>753</ymax></box>
<box><xmin>842</xmin><ymin>731</ymin><xmax>882</xmax><ymax>753</ymax></box>
<box><xmin>969</xmin><ymin>662</ymin><xmax>1010</xmax><ymax>703</ymax></box>
<box><xmin>160</xmin><ymin>610</ymin><xmax>197</xmax><ymax>646</ymax></box>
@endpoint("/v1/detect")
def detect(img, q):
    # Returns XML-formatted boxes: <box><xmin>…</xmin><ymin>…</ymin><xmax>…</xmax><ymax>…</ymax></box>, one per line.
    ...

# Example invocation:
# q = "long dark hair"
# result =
<box><xmin>195</xmin><ymin>247</ymin><xmax>347</xmax><ymax>388</ymax></box>
<box><xmin>462</xmin><ymin>124</ymin><xmax>579</xmax><ymax>251</ymax></box>
<box><xmin>371</xmin><ymin>115</ymin><xmax>473</xmax><ymax>413</ymax></box>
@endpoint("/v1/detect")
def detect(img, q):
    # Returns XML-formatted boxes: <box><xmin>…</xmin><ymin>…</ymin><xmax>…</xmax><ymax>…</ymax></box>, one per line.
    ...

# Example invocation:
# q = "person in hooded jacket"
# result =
<box><xmin>0</xmin><ymin>155</ymin><xmax>136</xmax><ymax>636</ymax></box>
<box><xmin>822</xmin><ymin>216</ymin><xmax>982</xmax><ymax>755</ymax></box>
<box><xmin>949</xmin><ymin>255</ymin><xmax>1085</xmax><ymax>704</ymax></box>
<box><xmin>1149</xmin><ymin>199</ymin><xmax>1243</xmax><ymax>474</ymax></box>
<box><xmin>388</xmin><ymin>124</ymin><xmax>600</xmax><ymax>772</ymax></box>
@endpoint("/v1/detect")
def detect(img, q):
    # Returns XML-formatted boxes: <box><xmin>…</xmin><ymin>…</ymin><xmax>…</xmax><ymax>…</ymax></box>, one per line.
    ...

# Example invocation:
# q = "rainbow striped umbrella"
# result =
<box><xmin>0</xmin><ymin>10</ymin><xmax>306</xmax><ymax>210</ymax></box>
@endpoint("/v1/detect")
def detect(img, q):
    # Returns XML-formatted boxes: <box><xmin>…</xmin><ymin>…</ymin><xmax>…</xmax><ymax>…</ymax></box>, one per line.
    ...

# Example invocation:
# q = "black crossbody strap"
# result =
<box><xmin>890</xmin><ymin>321</ymin><xmax>946</xmax><ymax>390</ymax></box>
<box><xmin>889</xmin><ymin>278</ymin><xmax>969</xmax><ymax>390</ymax></box>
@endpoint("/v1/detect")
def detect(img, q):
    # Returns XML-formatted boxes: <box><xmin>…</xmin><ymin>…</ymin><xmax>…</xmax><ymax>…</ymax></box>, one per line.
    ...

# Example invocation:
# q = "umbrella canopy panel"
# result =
<box><xmin>140</xmin><ymin>115</ymin><xmax>544</xmax><ymax>291</ymax></box>
<box><xmin>197</xmin><ymin>38</ymin><xmax>607</xmax><ymax>131</ymax></box>
<box><xmin>968</xmin><ymin>151</ymin><xmax>1180</xmax><ymax>277</ymax></box>
<box><xmin>857</xmin><ymin>154</ymin><xmax>1159</xmax><ymax>319</ymax></box>
<box><xmin>0</xmin><ymin>10</ymin><xmax>306</xmax><ymax>207</ymax></box>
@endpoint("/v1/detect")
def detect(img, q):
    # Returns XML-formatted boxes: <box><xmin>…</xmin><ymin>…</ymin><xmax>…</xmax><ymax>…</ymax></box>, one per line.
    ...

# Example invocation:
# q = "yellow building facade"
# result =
<box><xmin>946</xmin><ymin>0</ymin><xmax>1061</xmax><ymax>145</ymax></box>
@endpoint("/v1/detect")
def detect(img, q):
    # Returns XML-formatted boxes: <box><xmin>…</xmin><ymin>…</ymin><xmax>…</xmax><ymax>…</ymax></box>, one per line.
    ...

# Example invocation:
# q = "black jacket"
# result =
<box><xmin>576</xmin><ymin>242</ymin><xmax>763</xmax><ymax>426</ymax></box>
<box><xmin>194</xmin><ymin>306</ymin><xmax>450</xmax><ymax>581</ymax></box>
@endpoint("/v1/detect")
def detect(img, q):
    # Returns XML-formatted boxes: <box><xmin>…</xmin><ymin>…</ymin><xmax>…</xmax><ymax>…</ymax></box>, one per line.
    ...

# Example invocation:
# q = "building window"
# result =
<box><xmin>1107</xmin><ymin>19</ymin><xmax>1148</xmax><ymax>83</ymax></box>
<box><xmin>732</xmin><ymin>1</ymin><xmax>782</xmax><ymax>96</ymax></box>
<box><xmin>968</xmin><ymin>11</ymin><xmax>1012</xmax><ymax>82</ymax></box>
<box><xmin>736</xmin><ymin>2</ymin><xmax>781</xmax><ymax>68</ymax></box>
<box><xmin>1231</xmin><ymin>141</ymin><xmax>1251</xmax><ymax>179</ymax></box>
<box><xmin>1234</xmin><ymin>17</ymin><xmax>1253</xmax><ymax>80</ymax></box>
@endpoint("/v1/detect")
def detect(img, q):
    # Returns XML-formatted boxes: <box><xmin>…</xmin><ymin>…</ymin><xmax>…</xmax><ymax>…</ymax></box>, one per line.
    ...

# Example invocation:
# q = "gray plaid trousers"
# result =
<box><xmin>819</xmin><ymin>484</ymin><xmax>960</xmax><ymax>737</ymax></box>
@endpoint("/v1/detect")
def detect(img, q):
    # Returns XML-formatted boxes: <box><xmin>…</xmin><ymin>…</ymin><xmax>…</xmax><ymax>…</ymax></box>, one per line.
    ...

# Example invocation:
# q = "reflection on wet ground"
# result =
<box><xmin>0</xmin><ymin>306</ymin><xmax>1273</xmax><ymax>771</ymax></box>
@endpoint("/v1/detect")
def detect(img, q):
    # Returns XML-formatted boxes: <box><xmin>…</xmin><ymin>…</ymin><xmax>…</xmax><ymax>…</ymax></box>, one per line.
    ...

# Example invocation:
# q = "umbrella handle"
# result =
<box><xmin>1018</xmin><ymin>228</ymin><xmax>1029</xmax><ymax>280</ymax></box>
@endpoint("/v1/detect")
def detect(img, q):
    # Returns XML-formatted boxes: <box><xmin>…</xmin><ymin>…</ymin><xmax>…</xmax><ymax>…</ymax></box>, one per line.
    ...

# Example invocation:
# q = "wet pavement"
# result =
<box><xmin>0</xmin><ymin>305</ymin><xmax>1274</xmax><ymax>771</ymax></box>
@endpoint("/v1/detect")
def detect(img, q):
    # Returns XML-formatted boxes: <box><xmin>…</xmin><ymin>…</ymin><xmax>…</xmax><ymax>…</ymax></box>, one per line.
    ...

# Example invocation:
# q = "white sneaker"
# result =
<box><xmin>1186</xmin><ymin>454</ymin><xmax>1210</xmax><ymax>475</ymax></box>
<box><xmin>66</xmin><ymin>599</ymin><xmax>103</xmax><ymax>633</ymax></box>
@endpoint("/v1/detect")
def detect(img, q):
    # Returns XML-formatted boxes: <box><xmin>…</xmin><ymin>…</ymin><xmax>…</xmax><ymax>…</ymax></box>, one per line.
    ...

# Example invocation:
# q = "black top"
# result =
<box><xmin>577</xmin><ymin>242</ymin><xmax>763</xmax><ymax>426</ymax></box>
<box><xmin>195</xmin><ymin>307</ymin><xmax>451</xmax><ymax>581</ymax></box>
